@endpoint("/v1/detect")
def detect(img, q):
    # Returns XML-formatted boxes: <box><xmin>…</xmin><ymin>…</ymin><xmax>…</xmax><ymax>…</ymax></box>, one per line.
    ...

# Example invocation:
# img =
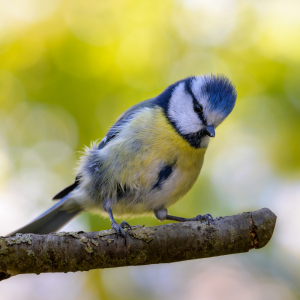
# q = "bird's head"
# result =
<box><xmin>158</xmin><ymin>74</ymin><xmax>237</xmax><ymax>148</ymax></box>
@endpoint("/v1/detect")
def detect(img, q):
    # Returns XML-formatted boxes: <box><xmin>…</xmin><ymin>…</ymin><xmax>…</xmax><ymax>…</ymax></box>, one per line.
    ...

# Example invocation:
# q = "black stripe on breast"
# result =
<box><xmin>152</xmin><ymin>163</ymin><xmax>175</xmax><ymax>190</ymax></box>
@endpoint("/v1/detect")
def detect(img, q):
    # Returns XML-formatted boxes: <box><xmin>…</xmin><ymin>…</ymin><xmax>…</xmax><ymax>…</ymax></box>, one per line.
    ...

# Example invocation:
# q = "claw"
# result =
<box><xmin>111</xmin><ymin>221</ymin><xmax>131</xmax><ymax>237</ymax></box>
<box><xmin>111</xmin><ymin>222</ymin><xmax>125</xmax><ymax>237</ymax></box>
<box><xmin>193</xmin><ymin>214</ymin><xmax>213</xmax><ymax>225</ymax></box>
<box><xmin>120</xmin><ymin>221</ymin><xmax>131</xmax><ymax>229</ymax></box>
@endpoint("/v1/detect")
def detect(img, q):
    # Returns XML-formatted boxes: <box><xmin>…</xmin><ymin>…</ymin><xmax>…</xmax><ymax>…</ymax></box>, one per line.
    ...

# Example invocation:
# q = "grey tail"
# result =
<box><xmin>7</xmin><ymin>196</ymin><xmax>82</xmax><ymax>236</ymax></box>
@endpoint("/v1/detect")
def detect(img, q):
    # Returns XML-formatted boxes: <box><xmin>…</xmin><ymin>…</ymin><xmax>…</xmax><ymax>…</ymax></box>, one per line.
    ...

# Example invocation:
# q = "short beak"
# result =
<box><xmin>205</xmin><ymin>125</ymin><xmax>215</xmax><ymax>137</ymax></box>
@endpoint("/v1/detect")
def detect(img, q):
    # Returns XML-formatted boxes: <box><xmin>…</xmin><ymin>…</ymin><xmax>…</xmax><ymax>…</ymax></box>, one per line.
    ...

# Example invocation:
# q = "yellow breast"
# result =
<box><xmin>100</xmin><ymin>107</ymin><xmax>207</xmax><ymax>214</ymax></box>
<box><xmin>144</xmin><ymin>107</ymin><xmax>206</xmax><ymax>208</ymax></box>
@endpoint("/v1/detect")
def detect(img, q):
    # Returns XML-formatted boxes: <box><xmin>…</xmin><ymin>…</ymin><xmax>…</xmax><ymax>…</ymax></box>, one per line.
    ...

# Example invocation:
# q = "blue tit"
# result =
<box><xmin>8</xmin><ymin>74</ymin><xmax>236</xmax><ymax>236</ymax></box>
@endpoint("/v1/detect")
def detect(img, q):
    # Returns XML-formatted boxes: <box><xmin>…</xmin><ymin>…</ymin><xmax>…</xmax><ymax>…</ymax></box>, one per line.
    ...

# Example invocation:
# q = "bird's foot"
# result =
<box><xmin>120</xmin><ymin>221</ymin><xmax>131</xmax><ymax>229</ymax></box>
<box><xmin>189</xmin><ymin>214</ymin><xmax>213</xmax><ymax>225</ymax></box>
<box><xmin>111</xmin><ymin>221</ymin><xmax>131</xmax><ymax>237</ymax></box>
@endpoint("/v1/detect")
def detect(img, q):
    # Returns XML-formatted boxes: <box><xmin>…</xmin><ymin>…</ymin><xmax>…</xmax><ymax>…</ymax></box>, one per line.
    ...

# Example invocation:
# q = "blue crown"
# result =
<box><xmin>202</xmin><ymin>74</ymin><xmax>237</xmax><ymax>116</ymax></box>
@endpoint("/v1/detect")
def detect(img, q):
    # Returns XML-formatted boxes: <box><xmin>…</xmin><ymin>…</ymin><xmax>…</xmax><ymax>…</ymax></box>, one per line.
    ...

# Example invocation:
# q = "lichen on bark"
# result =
<box><xmin>0</xmin><ymin>208</ymin><xmax>276</xmax><ymax>281</ymax></box>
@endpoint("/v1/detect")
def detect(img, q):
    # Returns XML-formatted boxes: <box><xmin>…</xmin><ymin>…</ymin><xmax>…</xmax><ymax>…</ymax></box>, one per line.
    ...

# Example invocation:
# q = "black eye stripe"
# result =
<box><xmin>185</xmin><ymin>80</ymin><xmax>207</xmax><ymax>126</ymax></box>
<box><xmin>193</xmin><ymin>102</ymin><xmax>203</xmax><ymax>113</ymax></box>
<box><xmin>193</xmin><ymin>99</ymin><xmax>206</xmax><ymax>124</ymax></box>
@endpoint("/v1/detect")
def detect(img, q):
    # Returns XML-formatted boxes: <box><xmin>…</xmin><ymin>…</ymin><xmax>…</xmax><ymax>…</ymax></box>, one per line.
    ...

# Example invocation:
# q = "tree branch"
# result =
<box><xmin>0</xmin><ymin>208</ymin><xmax>276</xmax><ymax>281</ymax></box>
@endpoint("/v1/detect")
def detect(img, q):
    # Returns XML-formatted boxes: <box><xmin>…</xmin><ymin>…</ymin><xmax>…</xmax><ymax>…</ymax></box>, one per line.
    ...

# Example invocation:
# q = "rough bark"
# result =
<box><xmin>0</xmin><ymin>208</ymin><xmax>276</xmax><ymax>281</ymax></box>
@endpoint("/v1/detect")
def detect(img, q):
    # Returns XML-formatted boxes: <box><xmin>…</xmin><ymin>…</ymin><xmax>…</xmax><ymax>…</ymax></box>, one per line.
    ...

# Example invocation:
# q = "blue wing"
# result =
<box><xmin>52</xmin><ymin>175</ymin><xmax>81</xmax><ymax>200</ymax></box>
<box><xmin>53</xmin><ymin>84</ymin><xmax>177</xmax><ymax>200</ymax></box>
<box><xmin>98</xmin><ymin>98</ymin><xmax>157</xmax><ymax>150</ymax></box>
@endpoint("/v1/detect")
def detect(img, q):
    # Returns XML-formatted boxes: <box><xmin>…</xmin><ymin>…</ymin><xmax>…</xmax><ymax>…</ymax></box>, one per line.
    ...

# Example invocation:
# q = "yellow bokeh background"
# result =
<box><xmin>0</xmin><ymin>0</ymin><xmax>300</xmax><ymax>299</ymax></box>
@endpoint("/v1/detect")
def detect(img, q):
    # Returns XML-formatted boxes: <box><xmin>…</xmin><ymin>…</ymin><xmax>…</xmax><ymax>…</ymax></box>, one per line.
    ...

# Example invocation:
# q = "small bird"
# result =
<box><xmin>9</xmin><ymin>74</ymin><xmax>236</xmax><ymax>236</ymax></box>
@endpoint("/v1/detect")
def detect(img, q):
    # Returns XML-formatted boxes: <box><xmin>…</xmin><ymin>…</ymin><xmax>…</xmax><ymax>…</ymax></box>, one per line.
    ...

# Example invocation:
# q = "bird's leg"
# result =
<box><xmin>107</xmin><ymin>208</ymin><xmax>131</xmax><ymax>237</ymax></box>
<box><xmin>166</xmin><ymin>214</ymin><xmax>213</xmax><ymax>225</ymax></box>
<box><xmin>154</xmin><ymin>207</ymin><xmax>213</xmax><ymax>225</ymax></box>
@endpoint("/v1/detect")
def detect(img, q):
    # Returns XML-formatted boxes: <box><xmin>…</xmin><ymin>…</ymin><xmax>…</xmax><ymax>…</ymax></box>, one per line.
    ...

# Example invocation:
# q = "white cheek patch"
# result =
<box><xmin>168</xmin><ymin>83</ymin><xmax>202</xmax><ymax>134</ymax></box>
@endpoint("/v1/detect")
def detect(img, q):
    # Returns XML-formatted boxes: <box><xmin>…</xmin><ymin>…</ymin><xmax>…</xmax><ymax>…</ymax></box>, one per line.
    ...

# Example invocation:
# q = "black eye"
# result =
<box><xmin>194</xmin><ymin>103</ymin><xmax>203</xmax><ymax>113</ymax></box>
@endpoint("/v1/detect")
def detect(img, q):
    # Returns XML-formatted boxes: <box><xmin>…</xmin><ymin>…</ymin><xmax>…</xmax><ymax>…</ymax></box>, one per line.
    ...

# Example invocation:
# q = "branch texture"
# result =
<box><xmin>0</xmin><ymin>208</ymin><xmax>276</xmax><ymax>281</ymax></box>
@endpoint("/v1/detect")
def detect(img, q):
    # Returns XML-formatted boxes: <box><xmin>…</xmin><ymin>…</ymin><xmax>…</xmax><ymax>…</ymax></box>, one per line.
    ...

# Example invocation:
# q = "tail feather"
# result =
<box><xmin>7</xmin><ymin>197</ymin><xmax>82</xmax><ymax>236</ymax></box>
<box><xmin>52</xmin><ymin>176</ymin><xmax>81</xmax><ymax>200</ymax></box>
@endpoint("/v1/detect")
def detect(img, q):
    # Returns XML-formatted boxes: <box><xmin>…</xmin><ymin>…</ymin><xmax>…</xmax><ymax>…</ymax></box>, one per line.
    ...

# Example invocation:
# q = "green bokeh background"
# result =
<box><xmin>0</xmin><ymin>0</ymin><xmax>300</xmax><ymax>299</ymax></box>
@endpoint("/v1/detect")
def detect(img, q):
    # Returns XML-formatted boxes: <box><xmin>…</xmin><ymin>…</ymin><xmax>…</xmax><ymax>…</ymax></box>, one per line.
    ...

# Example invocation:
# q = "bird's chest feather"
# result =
<box><xmin>101</xmin><ymin>108</ymin><xmax>206</xmax><ymax>212</ymax></box>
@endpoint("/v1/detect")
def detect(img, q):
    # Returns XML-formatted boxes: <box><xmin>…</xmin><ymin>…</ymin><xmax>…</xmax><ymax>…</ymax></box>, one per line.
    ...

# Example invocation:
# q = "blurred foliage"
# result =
<box><xmin>0</xmin><ymin>0</ymin><xmax>300</xmax><ymax>299</ymax></box>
